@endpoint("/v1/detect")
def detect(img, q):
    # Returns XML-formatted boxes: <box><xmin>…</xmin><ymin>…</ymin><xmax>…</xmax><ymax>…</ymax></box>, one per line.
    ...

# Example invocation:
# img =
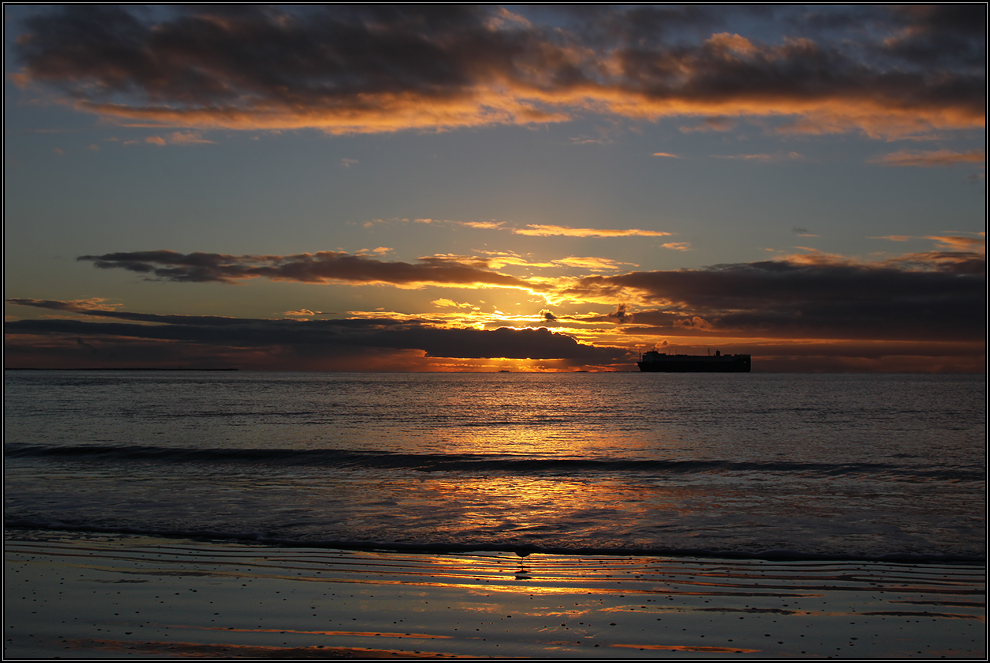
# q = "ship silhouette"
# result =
<box><xmin>637</xmin><ymin>349</ymin><xmax>751</xmax><ymax>372</ymax></box>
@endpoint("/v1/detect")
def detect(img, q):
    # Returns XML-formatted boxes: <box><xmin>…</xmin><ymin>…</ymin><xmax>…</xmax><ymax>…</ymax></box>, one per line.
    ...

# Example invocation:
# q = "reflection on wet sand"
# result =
<box><xmin>5</xmin><ymin>532</ymin><xmax>985</xmax><ymax>659</ymax></box>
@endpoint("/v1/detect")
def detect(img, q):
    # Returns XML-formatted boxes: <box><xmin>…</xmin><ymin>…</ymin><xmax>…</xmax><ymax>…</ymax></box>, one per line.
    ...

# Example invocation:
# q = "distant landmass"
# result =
<box><xmin>6</xmin><ymin>367</ymin><xmax>238</xmax><ymax>371</ymax></box>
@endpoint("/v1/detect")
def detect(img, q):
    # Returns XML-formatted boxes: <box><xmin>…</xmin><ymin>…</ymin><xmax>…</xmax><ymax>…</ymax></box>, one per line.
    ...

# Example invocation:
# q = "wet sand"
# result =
<box><xmin>4</xmin><ymin>530</ymin><xmax>985</xmax><ymax>659</ymax></box>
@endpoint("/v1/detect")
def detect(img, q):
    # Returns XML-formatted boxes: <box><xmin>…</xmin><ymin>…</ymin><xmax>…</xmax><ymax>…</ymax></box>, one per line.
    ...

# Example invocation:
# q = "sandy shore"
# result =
<box><xmin>4</xmin><ymin>530</ymin><xmax>985</xmax><ymax>659</ymax></box>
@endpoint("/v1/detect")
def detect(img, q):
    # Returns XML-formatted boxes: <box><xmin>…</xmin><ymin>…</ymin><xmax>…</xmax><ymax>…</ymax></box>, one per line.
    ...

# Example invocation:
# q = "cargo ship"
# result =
<box><xmin>637</xmin><ymin>349</ymin><xmax>751</xmax><ymax>372</ymax></box>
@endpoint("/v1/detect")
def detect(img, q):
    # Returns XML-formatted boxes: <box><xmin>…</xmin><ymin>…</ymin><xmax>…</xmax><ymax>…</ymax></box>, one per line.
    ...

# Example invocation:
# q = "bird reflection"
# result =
<box><xmin>515</xmin><ymin>550</ymin><xmax>532</xmax><ymax>579</ymax></box>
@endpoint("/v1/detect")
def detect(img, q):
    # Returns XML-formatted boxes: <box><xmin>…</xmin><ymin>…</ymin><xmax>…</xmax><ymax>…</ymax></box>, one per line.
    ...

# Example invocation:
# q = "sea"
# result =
<box><xmin>4</xmin><ymin>371</ymin><xmax>986</xmax><ymax>563</ymax></box>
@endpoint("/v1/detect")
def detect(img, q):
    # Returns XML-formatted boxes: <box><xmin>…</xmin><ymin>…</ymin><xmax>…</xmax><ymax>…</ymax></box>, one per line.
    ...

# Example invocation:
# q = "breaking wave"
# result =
<box><xmin>5</xmin><ymin>442</ymin><xmax>983</xmax><ymax>481</ymax></box>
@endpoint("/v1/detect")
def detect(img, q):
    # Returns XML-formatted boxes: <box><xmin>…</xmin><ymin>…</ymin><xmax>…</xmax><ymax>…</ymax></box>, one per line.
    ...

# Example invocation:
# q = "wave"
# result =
<box><xmin>5</xmin><ymin>519</ymin><xmax>984</xmax><ymax>565</ymax></box>
<box><xmin>5</xmin><ymin>442</ymin><xmax>982</xmax><ymax>480</ymax></box>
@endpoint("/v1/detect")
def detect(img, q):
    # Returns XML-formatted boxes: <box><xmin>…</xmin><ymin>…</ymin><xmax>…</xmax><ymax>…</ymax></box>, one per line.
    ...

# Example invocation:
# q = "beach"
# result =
<box><xmin>5</xmin><ymin>372</ymin><xmax>985</xmax><ymax>658</ymax></box>
<box><xmin>5</xmin><ymin>529</ymin><xmax>984</xmax><ymax>659</ymax></box>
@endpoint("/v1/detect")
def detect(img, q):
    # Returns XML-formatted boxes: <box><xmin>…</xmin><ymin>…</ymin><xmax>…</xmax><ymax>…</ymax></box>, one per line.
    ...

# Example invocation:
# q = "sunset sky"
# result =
<box><xmin>4</xmin><ymin>5</ymin><xmax>985</xmax><ymax>371</ymax></box>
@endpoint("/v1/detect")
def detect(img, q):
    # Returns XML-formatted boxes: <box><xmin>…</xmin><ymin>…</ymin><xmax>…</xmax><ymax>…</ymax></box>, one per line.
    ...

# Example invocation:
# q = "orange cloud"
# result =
<box><xmin>13</xmin><ymin>6</ymin><xmax>983</xmax><ymax>138</ymax></box>
<box><xmin>168</xmin><ymin>131</ymin><xmax>213</xmax><ymax>145</ymax></box>
<box><xmin>925</xmin><ymin>235</ymin><xmax>986</xmax><ymax>253</ymax></box>
<box><xmin>77</xmin><ymin>92</ymin><xmax>571</xmax><ymax>135</ymax></box>
<box><xmin>870</xmin><ymin>149</ymin><xmax>985</xmax><ymax>167</ymax></box>
<box><xmin>514</xmin><ymin>224</ymin><xmax>671</xmax><ymax>238</ymax></box>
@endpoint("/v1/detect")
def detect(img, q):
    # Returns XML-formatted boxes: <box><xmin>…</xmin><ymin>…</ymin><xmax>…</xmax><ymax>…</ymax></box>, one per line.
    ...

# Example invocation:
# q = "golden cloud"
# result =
<box><xmin>552</xmin><ymin>256</ymin><xmax>638</xmax><ymax>271</ymax></box>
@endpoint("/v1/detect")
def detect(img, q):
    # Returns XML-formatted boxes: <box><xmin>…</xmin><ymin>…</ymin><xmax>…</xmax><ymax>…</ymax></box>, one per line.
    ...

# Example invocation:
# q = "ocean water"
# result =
<box><xmin>4</xmin><ymin>371</ymin><xmax>985</xmax><ymax>562</ymax></box>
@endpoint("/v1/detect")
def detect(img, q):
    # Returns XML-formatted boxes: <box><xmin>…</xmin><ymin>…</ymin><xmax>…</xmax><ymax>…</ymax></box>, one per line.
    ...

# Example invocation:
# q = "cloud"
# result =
<box><xmin>4</xmin><ymin>299</ymin><xmax>631</xmax><ymax>367</ymax></box>
<box><xmin>875</xmin><ymin>5</ymin><xmax>987</xmax><ymax>69</ymax></box>
<box><xmin>283</xmin><ymin>309</ymin><xmax>335</xmax><ymax>317</ymax></box>
<box><xmin>370</xmin><ymin>218</ymin><xmax>669</xmax><ymax>240</ymax></box>
<box><xmin>168</xmin><ymin>131</ymin><xmax>213</xmax><ymax>144</ymax></box>
<box><xmin>713</xmin><ymin>152</ymin><xmax>805</xmax><ymax>162</ymax></box>
<box><xmin>8</xmin><ymin>233</ymin><xmax>986</xmax><ymax>370</ymax></box>
<box><xmin>570</xmin><ymin>136</ymin><xmax>609</xmax><ymax>145</ymax></box>
<box><xmin>679</xmin><ymin>116</ymin><xmax>736</xmax><ymax>133</ymax></box>
<box><xmin>661</xmin><ymin>242</ymin><xmax>691</xmax><ymax>251</ymax></box>
<box><xmin>70</xmin><ymin>233</ymin><xmax>985</xmax><ymax>346</ymax></box>
<box><xmin>607</xmin><ymin>303</ymin><xmax>630</xmax><ymax>323</ymax></box>
<box><xmin>514</xmin><ymin>224</ymin><xmax>671</xmax><ymax>238</ymax></box>
<box><xmin>652</xmin><ymin>152</ymin><xmax>680</xmax><ymax>158</ymax></box>
<box><xmin>143</xmin><ymin>132</ymin><xmax>213</xmax><ymax>146</ymax></box>
<box><xmin>13</xmin><ymin>6</ymin><xmax>984</xmax><ymax>138</ymax></box>
<box><xmin>562</xmin><ymin>249</ymin><xmax>985</xmax><ymax>342</ymax></box>
<box><xmin>432</xmin><ymin>298</ymin><xmax>478</xmax><ymax>310</ymax></box>
<box><xmin>355</xmin><ymin>247</ymin><xmax>392</xmax><ymax>256</ymax></box>
<box><xmin>76</xmin><ymin>249</ymin><xmax>542</xmax><ymax>292</ymax></box>
<box><xmin>925</xmin><ymin>235</ymin><xmax>986</xmax><ymax>253</ymax></box>
<box><xmin>870</xmin><ymin>149</ymin><xmax>985</xmax><ymax>167</ymax></box>
<box><xmin>5</xmin><ymin>297</ymin><xmax>121</xmax><ymax>313</ymax></box>
<box><xmin>459</xmin><ymin>220</ymin><xmax>503</xmax><ymax>230</ymax></box>
<box><xmin>552</xmin><ymin>256</ymin><xmax>637</xmax><ymax>271</ymax></box>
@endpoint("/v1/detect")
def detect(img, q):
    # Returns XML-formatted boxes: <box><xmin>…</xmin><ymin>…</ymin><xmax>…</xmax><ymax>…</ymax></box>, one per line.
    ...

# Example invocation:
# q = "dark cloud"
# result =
<box><xmin>781</xmin><ymin>5</ymin><xmax>986</xmax><ymax>69</ymax></box>
<box><xmin>607</xmin><ymin>303</ymin><xmax>630</xmax><ymax>323</ymax></box>
<box><xmin>570</xmin><ymin>255</ymin><xmax>986</xmax><ymax>342</ymax></box>
<box><xmin>69</xmin><ymin>242</ymin><xmax>988</xmax><ymax>345</ymax></box>
<box><xmin>554</xmin><ymin>5</ymin><xmax>739</xmax><ymax>47</ymax></box>
<box><xmin>76</xmin><ymin>250</ymin><xmax>538</xmax><ymax>290</ymax></box>
<box><xmin>16</xmin><ymin>6</ymin><xmax>488</xmax><ymax>104</ymax></box>
<box><xmin>12</xmin><ymin>5</ymin><xmax>984</xmax><ymax>136</ymax></box>
<box><xmin>371</xmin><ymin>326</ymin><xmax>625</xmax><ymax>361</ymax></box>
<box><xmin>879</xmin><ymin>5</ymin><xmax>987</xmax><ymax>69</ymax></box>
<box><xmin>4</xmin><ymin>299</ymin><xmax>630</xmax><ymax>365</ymax></box>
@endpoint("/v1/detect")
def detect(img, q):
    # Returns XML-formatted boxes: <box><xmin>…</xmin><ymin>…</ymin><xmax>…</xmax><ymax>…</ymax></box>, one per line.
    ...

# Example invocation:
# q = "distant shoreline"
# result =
<box><xmin>5</xmin><ymin>367</ymin><xmax>239</xmax><ymax>371</ymax></box>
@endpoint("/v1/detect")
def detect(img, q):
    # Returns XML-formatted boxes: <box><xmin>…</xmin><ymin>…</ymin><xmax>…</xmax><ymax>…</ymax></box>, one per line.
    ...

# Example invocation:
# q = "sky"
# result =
<box><xmin>3</xmin><ymin>4</ymin><xmax>986</xmax><ymax>372</ymax></box>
